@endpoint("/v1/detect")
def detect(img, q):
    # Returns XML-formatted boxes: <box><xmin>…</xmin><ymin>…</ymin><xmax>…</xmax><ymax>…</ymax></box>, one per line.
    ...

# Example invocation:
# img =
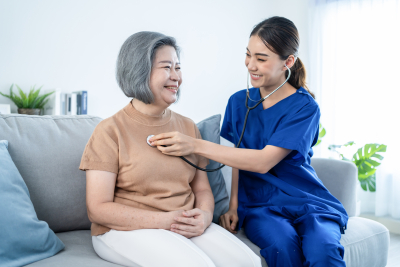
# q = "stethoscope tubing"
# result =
<box><xmin>180</xmin><ymin>65</ymin><xmax>292</xmax><ymax>172</ymax></box>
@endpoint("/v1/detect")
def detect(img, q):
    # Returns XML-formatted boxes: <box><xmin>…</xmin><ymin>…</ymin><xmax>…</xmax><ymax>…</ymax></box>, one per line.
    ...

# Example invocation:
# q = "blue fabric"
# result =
<box><xmin>220</xmin><ymin>88</ymin><xmax>348</xmax><ymax>265</ymax></box>
<box><xmin>244</xmin><ymin>207</ymin><xmax>345</xmax><ymax>267</ymax></box>
<box><xmin>196</xmin><ymin>114</ymin><xmax>229</xmax><ymax>223</ymax></box>
<box><xmin>0</xmin><ymin>140</ymin><xmax>65</xmax><ymax>267</ymax></box>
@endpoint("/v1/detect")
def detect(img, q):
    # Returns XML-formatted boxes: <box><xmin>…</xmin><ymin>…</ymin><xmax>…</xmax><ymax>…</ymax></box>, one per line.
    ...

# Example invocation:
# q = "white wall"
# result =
<box><xmin>0</xmin><ymin>0</ymin><xmax>310</xmax><ymax>123</ymax></box>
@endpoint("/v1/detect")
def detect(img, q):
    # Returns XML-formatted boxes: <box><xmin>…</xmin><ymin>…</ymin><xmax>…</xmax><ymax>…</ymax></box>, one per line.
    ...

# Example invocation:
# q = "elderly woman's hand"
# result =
<box><xmin>170</xmin><ymin>208</ymin><xmax>212</xmax><ymax>238</ymax></box>
<box><xmin>150</xmin><ymin>132</ymin><xmax>198</xmax><ymax>157</ymax></box>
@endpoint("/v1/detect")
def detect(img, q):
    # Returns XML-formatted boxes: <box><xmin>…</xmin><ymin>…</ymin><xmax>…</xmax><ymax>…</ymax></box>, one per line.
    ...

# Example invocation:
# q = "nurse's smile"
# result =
<box><xmin>250</xmin><ymin>73</ymin><xmax>263</xmax><ymax>80</ymax></box>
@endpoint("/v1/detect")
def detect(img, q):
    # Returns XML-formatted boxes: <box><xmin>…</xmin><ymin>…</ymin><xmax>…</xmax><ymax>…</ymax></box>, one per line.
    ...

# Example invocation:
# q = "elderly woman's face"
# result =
<box><xmin>149</xmin><ymin>45</ymin><xmax>182</xmax><ymax>106</ymax></box>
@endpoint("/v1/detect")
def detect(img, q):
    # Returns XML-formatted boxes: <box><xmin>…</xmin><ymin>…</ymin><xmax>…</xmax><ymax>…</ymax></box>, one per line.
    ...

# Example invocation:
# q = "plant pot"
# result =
<box><xmin>18</xmin><ymin>108</ymin><xmax>41</xmax><ymax>115</ymax></box>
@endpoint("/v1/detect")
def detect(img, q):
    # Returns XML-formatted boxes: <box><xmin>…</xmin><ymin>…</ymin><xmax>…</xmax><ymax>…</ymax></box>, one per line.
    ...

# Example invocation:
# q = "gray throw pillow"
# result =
<box><xmin>196</xmin><ymin>115</ymin><xmax>229</xmax><ymax>223</ymax></box>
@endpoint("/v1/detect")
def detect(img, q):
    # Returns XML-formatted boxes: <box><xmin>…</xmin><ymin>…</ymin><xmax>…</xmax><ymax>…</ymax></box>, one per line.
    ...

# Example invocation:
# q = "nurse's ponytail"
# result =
<box><xmin>251</xmin><ymin>16</ymin><xmax>315</xmax><ymax>98</ymax></box>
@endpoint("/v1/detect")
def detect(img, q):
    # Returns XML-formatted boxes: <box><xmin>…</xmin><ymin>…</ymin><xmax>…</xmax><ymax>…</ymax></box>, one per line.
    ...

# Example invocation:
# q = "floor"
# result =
<box><xmin>387</xmin><ymin>233</ymin><xmax>400</xmax><ymax>267</ymax></box>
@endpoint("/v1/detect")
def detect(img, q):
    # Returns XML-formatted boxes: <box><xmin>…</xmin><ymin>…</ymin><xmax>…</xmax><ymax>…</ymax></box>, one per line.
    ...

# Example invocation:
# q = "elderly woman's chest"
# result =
<box><xmin>116</xmin><ymin>123</ymin><xmax>198</xmax><ymax>190</ymax></box>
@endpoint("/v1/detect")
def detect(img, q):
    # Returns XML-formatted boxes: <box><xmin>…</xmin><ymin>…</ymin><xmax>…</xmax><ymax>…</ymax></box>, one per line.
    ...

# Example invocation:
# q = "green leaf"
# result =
<box><xmin>358</xmin><ymin>169</ymin><xmax>376</xmax><ymax>179</ymax></box>
<box><xmin>344</xmin><ymin>141</ymin><xmax>355</xmax><ymax>147</ymax></box>
<box><xmin>366</xmin><ymin>158</ymin><xmax>381</xmax><ymax>167</ymax></box>
<box><xmin>353</xmin><ymin>143</ymin><xmax>386</xmax><ymax>191</ymax></box>
<box><xmin>360</xmin><ymin>179</ymin><xmax>368</xmax><ymax>191</ymax></box>
<box><xmin>12</xmin><ymin>94</ymin><xmax>24</xmax><ymax>108</ymax></box>
<box><xmin>319</xmin><ymin>127</ymin><xmax>326</xmax><ymax>138</ymax></box>
<box><xmin>1</xmin><ymin>84</ymin><xmax>54</xmax><ymax>109</ymax></box>
<box><xmin>314</xmin><ymin>123</ymin><xmax>326</xmax><ymax>147</ymax></box>
<box><xmin>32</xmin><ymin>90</ymin><xmax>54</xmax><ymax>109</ymax></box>
<box><xmin>16</xmin><ymin>85</ymin><xmax>27</xmax><ymax>102</ymax></box>
<box><xmin>37</xmin><ymin>98</ymin><xmax>49</xmax><ymax>109</ymax></box>
<box><xmin>0</xmin><ymin>91</ymin><xmax>11</xmax><ymax>99</ymax></box>
<box><xmin>29</xmin><ymin>87</ymin><xmax>42</xmax><ymax>108</ymax></box>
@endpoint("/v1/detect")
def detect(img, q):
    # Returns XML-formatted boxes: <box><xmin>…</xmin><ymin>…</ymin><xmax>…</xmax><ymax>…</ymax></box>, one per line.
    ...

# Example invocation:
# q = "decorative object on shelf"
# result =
<box><xmin>43</xmin><ymin>89</ymin><xmax>88</xmax><ymax>115</ymax></box>
<box><xmin>329</xmin><ymin>142</ymin><xmax>387</xmax><ymax>192</ymax></box>
<box><xmin>0</xmin><ymin>84</ymin><xmax>54</xmax><ymax>115</ymax></box>
<box><xmin>0</xmin><ymin>104</ymin><xmax>11</xmax><ymax>114</ymax></box>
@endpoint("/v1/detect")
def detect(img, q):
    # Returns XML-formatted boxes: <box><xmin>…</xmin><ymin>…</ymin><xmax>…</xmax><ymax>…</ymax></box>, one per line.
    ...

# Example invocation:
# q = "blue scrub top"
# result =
<box><xmin>220</xmin><ymin>87</ymin><xmax>348</xmax><ymax>232</ymax></box>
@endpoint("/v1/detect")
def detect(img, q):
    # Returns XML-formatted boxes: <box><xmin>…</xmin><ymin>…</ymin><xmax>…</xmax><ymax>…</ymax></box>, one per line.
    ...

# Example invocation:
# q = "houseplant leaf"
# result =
<box><xmin>315</xmin><ymin>123</ymin><xmax>326</xmax><ymax>146</ymax></box>
<box><xmin>352</xmin><ymin>143</ymin><xmax>386</xmax><ymax>191</ymax></box>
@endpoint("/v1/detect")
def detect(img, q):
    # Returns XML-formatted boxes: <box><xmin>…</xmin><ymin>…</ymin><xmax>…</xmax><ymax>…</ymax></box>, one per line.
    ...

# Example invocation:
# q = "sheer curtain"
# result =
<box><xmin>309</xmin><ymin>0</ymin><xmax>400</xmax><ymax>219</ymax></box>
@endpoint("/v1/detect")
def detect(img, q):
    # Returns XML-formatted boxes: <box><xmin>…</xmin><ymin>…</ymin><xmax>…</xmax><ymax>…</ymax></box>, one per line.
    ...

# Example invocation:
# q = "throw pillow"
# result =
<box><xmin>0</xmin><ymin>140</ymin><xmax>65</xmax><ymax>267</ymax></box>
<box><xmin>196</xmin><ymin>115</ymin><xmax>230</xmax><ymax>223</ymax></box>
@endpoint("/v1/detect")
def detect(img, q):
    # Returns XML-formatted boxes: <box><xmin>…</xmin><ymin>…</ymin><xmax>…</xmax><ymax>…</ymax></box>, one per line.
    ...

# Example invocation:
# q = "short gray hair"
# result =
<box><xmin>116</xmin><ymin>31</ymin><xmax>181</xmax><ymax>104</ymax></box>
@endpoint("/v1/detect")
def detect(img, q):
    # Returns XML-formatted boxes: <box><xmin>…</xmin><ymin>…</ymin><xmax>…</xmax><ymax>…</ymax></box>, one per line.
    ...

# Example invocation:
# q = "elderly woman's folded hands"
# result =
<box><xmin>169</xmin><ymin>208</ymin><xmax>213</xmax><ymax>238</ymax></box>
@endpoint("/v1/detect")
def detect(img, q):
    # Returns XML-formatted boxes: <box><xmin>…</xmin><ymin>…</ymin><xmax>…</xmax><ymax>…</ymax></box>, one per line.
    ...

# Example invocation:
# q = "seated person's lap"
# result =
<box><xmin>93</xmin><ymin>223</ymin><xmax>261</xmax><ymax>267</ymax></box>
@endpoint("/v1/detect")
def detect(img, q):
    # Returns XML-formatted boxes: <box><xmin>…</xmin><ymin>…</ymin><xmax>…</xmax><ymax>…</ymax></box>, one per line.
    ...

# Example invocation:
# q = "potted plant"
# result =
<box><xmin>328</xmin><ymin>142</ymin><xmax>386</xmax><ymax>192</ymax></box>
<box><xmin>0</xmin><ymin>84</ymin><xmax>54</xmax><ymax>115</ymax></box>
<box><xmin>314</xmin><ymin>124</ymin><xmax>387</xmax><ymax>192</ymax></box>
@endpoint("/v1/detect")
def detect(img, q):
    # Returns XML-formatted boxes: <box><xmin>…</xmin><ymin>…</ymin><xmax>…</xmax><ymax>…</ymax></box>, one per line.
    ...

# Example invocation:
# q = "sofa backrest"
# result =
<box><xmin>0</xmin><ymin>114</ymin><xmax>102</xmax><ymax>233</ymax></box>
<box><xmin>0</xmin><ymin>114</ymin><xmax>358</xmax><ymax>234</ymax></box>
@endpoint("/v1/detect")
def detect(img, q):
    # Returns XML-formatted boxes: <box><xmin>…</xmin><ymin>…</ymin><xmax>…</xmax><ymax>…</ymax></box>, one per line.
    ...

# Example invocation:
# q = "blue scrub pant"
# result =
<box><xmin>243</xmin><ymin>207</ymin><xmax>345</xmax><ymax>267</ymax></box>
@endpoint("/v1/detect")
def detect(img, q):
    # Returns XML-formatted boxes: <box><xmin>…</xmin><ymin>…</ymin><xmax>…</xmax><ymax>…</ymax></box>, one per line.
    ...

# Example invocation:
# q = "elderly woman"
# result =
<box><xmin>79</xmin><ymin>32</ymin><xmax>261</xmax><ymax>267</ymax></box>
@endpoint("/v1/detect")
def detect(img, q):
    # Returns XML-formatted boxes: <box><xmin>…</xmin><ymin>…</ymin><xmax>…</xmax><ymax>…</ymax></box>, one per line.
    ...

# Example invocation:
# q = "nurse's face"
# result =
<box><xmin>245</xmin><ymin>35</ymin><xmax>288</xmax><ymax>90</ymax></box>
<box><xmin>149</xmin><ymin>45</ymin><xmax>182</xmax><ymax>107</ymax></box>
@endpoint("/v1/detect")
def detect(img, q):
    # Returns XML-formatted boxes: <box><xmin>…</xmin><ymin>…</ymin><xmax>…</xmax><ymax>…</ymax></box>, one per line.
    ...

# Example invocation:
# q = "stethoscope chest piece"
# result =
<box><xmin>146</xmin><ymin>135</ymin><xmax>155</xmax><ymax>147</ymax></box>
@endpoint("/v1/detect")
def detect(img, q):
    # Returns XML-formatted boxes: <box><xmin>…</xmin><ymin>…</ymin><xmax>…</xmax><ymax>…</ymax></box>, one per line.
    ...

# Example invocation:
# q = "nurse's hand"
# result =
<box><xmin>170</xmin><ymin>208</ymin><xmax>212</xmax><ymax>238</ymax></box>
<box><xmin>149</xmin><ymin>132</ymin><xmax>197</xmax><ymax>157</ymax></box>
<box><xmin>219</xmin><ymin>209</ymin><xmax>238</xmax><ymax>234</ymax></box>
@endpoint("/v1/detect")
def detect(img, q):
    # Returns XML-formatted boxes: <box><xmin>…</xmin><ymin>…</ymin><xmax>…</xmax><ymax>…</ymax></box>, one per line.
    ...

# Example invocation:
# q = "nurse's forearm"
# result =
<box><xmin>229</xmin><ymin>168</ymin><xmax>239</xmax><ymax>210</ymax></box>
<box><xmin>194</xmin><ymin>139</ymin><xmax>291</xmax><ymax>174</ymax></box>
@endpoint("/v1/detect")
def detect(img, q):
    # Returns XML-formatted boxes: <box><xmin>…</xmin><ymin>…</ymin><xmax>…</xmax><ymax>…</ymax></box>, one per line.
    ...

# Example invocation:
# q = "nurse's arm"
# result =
<box><xmin>195</xmin><ymin>142</ymin><xmax>292</xmax><ymax>174</ymax></box>
<box><xmin>150</xmin><ymin>132</ymin><xmax>291</xmax><ymax>173</ymax></box>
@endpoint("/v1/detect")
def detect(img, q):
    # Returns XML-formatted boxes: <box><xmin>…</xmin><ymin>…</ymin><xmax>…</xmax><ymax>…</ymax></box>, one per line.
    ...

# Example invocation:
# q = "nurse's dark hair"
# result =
<box><xmin>251</xmin><ymin>16</ymin><xmax>315</xmax><ymax>98</ymax></box>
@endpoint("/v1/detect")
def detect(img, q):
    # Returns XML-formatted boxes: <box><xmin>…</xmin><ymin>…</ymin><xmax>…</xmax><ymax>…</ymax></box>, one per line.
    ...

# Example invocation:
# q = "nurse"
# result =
<box><xmin>150</xmin><ymin>16</ymin><xmax>348</xmax><ymax>266</ymax></box>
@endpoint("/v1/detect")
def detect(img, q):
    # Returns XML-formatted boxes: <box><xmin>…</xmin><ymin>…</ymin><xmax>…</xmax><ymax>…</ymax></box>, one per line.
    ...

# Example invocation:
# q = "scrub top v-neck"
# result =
<box><xmin>220</xmin><ymin>87</ymin><xmax>348</xmax><ymax>232</ymax></box>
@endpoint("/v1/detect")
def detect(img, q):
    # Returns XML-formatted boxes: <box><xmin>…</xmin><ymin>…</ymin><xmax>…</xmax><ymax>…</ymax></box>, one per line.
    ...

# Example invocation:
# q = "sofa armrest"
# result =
<box><xmin>311</xmin><ymin>158</ymin><xmax>358</xmax><ymax>217</ymax></box>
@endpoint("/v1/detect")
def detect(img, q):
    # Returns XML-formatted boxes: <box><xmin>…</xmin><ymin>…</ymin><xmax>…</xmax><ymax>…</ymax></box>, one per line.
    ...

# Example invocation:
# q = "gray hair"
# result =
<box><xmin>116</xmin><ymin>31</ymin><xmax>181</xmax><ymax>104</ymax></box>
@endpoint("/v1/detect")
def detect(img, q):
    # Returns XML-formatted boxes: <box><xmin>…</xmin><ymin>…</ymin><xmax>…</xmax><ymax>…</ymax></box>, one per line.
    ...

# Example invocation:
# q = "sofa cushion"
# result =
<box><xmin>196</xmin><ymin>114</ymin><xmax>229</xmax><ymax>223</ymax></box>
<box><xmin>25</xmin><ymin>217</ymin><xmax>389</xmax><ymax>267</ymax></box>
<box><xmin>0</xmin><ymin>114</ymin><xmax>102</xmax><ymax>233</ymax></box>
<box><xmin>340</xmin><ymin>217</ymin><xmax>389</xmax><ymax>267</ymax></box>
<box><xmin>24</xmin><ymin>230</ymin><xmax>120</xmax><ymax>267</ymax></box>
<box><xmin>0</xmin><ymin>140</ymin><xmax>65</xmax><ymax>267</ymax></box>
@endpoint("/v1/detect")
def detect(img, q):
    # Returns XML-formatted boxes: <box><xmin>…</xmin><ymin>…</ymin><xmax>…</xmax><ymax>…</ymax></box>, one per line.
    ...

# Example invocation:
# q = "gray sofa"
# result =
<box><xmin>0</xmin><ymin>114</ymin><xmax>390</xmax><ymax>267</ymax></box>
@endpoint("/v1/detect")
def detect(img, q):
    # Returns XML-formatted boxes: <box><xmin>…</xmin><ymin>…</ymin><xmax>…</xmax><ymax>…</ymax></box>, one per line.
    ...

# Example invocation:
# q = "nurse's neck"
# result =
<box><xmin>131</xmin><ymin>98</ymin><xmax>167</xmax><ymax>116</ymax></box>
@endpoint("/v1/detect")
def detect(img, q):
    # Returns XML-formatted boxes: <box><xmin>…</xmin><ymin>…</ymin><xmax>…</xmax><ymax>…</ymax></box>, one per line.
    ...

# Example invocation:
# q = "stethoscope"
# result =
<box><xmin>147</xmin><ymin>64</ymin><xmax>291</xmax><ymax>172</ymax></box>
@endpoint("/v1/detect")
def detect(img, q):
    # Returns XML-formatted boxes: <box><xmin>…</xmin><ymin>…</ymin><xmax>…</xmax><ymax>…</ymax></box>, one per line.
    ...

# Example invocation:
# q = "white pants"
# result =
<box><xmin>92</xmin><ymin>223</ymin><xmax>261</xmax><ymax>267</ymax></box>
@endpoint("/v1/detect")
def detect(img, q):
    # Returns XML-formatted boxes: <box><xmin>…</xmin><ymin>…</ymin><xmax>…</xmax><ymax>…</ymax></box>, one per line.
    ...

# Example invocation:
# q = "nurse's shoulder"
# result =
<box><xmin>291</xmin><ymin>87</ymin><xmax>320</xmax><ymax>117</ymax></box>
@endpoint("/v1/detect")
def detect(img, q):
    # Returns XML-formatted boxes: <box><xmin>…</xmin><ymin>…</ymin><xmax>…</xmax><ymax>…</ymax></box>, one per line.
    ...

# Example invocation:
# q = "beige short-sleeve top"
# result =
<box><xmin>79</xmin><ymin>100</ymin><xmax>209</xmax><ymax>236</ymax></box>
